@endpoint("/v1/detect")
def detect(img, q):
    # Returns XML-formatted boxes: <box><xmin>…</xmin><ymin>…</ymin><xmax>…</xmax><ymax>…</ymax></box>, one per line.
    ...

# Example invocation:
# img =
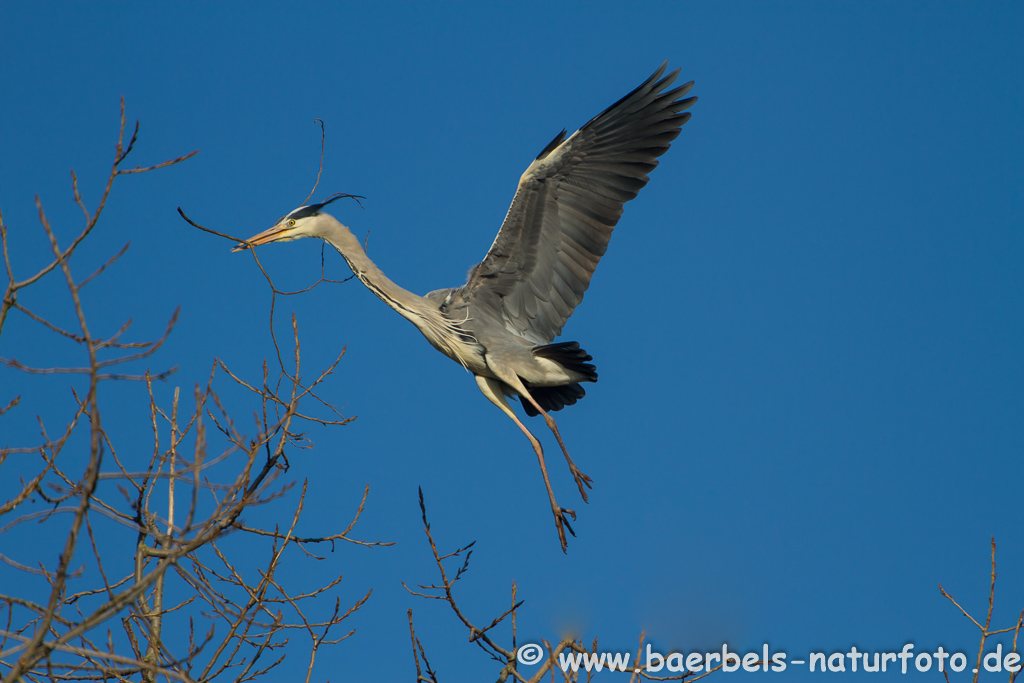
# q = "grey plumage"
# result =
<box><xmin>462</xmin><ymin>64</ymin><xmax>694</xmax><ymax>348</ymax></box>
<box><xmin>235</xmin><ymin>62</ymin><xmax>696</xmax><ymax>551</ymax></box>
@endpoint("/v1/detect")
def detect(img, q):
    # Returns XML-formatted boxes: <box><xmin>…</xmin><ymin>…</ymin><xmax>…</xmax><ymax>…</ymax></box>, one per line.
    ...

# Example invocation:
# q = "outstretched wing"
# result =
<box><xmin>463</xmin><ymin>62</ymin><xmax>696</xmax><ymax>344</ymax></box>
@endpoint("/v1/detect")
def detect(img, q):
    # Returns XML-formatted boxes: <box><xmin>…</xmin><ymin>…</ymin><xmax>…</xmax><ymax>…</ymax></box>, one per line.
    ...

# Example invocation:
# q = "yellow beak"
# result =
<box><xmin>231</xmin><ymin>224</ymin><xmax>293</xmax><ymax>252</ymax></box>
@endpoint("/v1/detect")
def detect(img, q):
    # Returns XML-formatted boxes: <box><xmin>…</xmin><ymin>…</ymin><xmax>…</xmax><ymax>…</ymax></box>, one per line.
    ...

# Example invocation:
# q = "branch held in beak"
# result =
<box><xmin>231</xmin><ymin>223</ymin><xmax>293</xmax><ymax>252</ymax></box>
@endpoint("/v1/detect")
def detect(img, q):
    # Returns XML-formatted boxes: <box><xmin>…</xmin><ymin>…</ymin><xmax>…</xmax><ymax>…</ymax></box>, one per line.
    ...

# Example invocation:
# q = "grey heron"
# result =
<box><xmin>235</xmin><ymin>63</ymin><xmax>696</xmax><ymax>551</ymax></box>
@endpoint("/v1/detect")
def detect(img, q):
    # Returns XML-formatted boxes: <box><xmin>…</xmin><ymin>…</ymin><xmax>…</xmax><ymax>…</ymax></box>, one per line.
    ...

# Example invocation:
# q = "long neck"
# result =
<box><xmin>316</xmin><ymin>214</ymin><xmax>473</xmax><ymax>369</ymax></box>
<box><xmin>317</xmin><ymin>215</ymin><xmax>429</xmax><ymax>322</ymax></box>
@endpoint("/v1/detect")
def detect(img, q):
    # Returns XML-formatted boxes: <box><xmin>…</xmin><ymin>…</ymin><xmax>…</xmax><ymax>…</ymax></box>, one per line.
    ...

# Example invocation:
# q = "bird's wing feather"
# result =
<box><xmin>463</xmin><ymin>62</ymin><xmax>696</xmax><ymax>344</ymax></box>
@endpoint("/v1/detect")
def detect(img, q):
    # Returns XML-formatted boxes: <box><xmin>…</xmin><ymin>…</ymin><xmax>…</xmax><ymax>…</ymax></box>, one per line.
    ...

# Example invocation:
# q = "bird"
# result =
<box><xmin>234</xmin><ymin>62</ymin><xmax>696</xmax><ymax>551</ymax></box>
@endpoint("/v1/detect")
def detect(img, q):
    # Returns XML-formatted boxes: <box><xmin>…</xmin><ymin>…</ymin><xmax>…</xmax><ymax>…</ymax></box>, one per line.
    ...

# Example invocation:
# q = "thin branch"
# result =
<box><xmin>301</xmin><ymin>119</ymin><xmax>327</xmax><ymax>207</ymax></box>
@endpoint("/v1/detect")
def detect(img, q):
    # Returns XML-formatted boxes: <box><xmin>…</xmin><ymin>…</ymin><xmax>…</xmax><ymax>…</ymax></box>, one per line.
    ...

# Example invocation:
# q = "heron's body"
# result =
<box><xmin>310</xmin><ymin>216</ymin><xmax>593</xmax><ymax>397</ymax></box>
<box><xmin>237</xmin><ymin>63</ymin><xmax>696</xmax><ymax>550</ymax></box>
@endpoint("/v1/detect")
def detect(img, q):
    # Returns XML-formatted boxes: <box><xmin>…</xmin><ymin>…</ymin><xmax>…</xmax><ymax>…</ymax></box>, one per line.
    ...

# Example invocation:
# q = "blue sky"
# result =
<box><xmin>1</xmin><ymin>2</ymin><xmax>1022</xmax><ymax>681</ymax></box>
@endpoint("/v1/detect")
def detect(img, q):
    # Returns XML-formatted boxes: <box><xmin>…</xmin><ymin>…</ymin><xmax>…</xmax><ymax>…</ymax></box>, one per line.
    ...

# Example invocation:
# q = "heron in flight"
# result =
<box><xmin>235</xmin><ymin>63</ymin><xmax>696</xmax><ymax>551</ymax></box>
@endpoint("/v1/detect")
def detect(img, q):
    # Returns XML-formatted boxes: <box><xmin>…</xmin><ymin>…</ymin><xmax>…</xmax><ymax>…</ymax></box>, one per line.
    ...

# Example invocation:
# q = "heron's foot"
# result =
<box><xmin>552</xmin><ymin>505</ymin><xmax>577</xmax><ymax>553</ymax></box>
<box><xmin>568</xmin><ymin>463</ymin><xmax>593</xmax><ymax>503</ymax></box>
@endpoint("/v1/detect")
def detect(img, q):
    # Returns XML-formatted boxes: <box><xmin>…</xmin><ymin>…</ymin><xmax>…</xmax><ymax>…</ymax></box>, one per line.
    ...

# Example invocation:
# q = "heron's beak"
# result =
<box><xmin>231</xmin><ymin>223</ymin><xmax>292</xmax><ymax>252</ymax></box>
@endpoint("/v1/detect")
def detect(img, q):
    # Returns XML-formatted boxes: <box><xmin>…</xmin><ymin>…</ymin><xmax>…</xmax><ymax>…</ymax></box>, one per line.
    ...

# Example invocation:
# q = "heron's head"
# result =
<box><xmin>232</xmin><ymin>202</ymin><xmax>331</xmax><ymax>252</ymax></box>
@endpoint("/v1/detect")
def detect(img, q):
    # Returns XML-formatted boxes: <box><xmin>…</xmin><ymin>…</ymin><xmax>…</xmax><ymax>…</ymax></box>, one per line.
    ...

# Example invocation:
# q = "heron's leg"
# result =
<box><xmin>497</xmin><ymin>376</ymin><xmax>593</xmax><ymax>503</ymax></box>
<box><xmin>474</xmin><ymin>375</ymin><xmax>576</xmax><ymax>552</ymax></box>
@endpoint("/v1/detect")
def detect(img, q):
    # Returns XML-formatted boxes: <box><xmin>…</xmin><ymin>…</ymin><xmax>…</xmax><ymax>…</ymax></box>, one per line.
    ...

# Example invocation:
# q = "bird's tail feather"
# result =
<box><xmin>521</xmin><ymin>383</ymin><xmax>587</xmax><ymax>417</ymax></box>
<box><xmin>531</xmin><ymin>341</ymin><xmax>598</xmax><ymax>382</ymax></box>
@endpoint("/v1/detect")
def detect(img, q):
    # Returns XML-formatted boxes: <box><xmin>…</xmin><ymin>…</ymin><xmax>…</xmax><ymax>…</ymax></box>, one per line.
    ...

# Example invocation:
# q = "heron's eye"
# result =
<box><xmin>288</xmin><ymin>219</ymin><xmax>296</xmax><ymax>227</ymax></box>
